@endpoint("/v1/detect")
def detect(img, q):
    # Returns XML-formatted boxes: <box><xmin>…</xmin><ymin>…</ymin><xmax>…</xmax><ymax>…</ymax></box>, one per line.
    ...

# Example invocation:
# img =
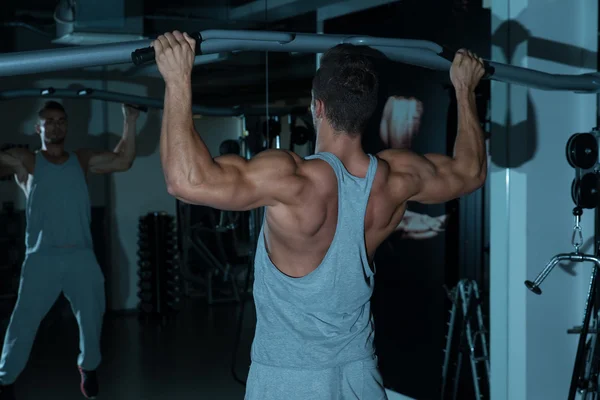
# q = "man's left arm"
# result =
<box><xmin>78</xmin><ymin>104</ymin><xmax>139</xmax><ymax>174</ymax></box>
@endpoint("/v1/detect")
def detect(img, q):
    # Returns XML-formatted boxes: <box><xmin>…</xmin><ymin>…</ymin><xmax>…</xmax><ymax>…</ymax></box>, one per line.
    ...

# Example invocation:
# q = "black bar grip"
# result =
<box><xmin>125</xmin><ymin>103</ymin><xmax>149</xmax><ymax>113</ymax></box>
<box><xmin>131</xmin><ymin>32</ymin><xmax>203</xmax><ymax>66</ymax></box>
<box><xmin>131</xmin><ymin>47</ymin><xmax>156</xmax><ymax>66</ymax></box>
<box><xmin>439</xmin><ymin>46</ymin><xmax>495</xmax><ymax>79</ymax></box>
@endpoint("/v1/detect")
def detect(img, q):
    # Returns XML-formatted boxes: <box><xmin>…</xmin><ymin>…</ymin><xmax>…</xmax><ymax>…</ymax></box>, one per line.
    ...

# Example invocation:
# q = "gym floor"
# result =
<box><xmin>5</xmin><ymin>297</ymin><xmax>255</xmax><ymax>400</ymax></box>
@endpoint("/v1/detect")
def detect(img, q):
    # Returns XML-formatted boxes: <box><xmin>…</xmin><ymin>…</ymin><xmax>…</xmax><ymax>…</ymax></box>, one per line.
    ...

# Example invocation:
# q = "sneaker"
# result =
<box><xmin>77</xmin><ymin>367</ymin><xmax>99</xmax><ymax>399</ymax></box>
<box><xmin>0</xmin><ymin>384</ymin><xmax>15</xmax><ymax>400</ymax></box>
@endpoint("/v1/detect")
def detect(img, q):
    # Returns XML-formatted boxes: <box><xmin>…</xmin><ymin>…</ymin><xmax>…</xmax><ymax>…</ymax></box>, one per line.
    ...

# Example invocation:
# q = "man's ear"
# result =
<box><xmin>314</xmin><ymin>99</ymin><xmax>325</xmax><ymax>119</ymax></box>
<box><xmin>35</xmin><ymin>123</ymin><xmax>41</xmax><ymax>135</ymax></box>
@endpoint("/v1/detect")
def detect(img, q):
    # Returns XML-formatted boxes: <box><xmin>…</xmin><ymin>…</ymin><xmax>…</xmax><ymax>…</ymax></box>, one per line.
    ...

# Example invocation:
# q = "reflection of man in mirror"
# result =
<box><xmin>380</xmin><ymin>96</ymin><xmax>448</xmax><ymax>240</ymax></box>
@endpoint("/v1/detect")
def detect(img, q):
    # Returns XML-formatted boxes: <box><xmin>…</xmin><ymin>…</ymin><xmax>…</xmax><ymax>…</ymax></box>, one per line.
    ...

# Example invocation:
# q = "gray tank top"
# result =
<box><xmin>25</xmin><ymin>151</ymin><xmax>93</xmax><ymax>254</ymax></box>
<box><xmin>251</xmin><ymin>152</ymin><xmax>379</xmax><ymax>369</ymax></box>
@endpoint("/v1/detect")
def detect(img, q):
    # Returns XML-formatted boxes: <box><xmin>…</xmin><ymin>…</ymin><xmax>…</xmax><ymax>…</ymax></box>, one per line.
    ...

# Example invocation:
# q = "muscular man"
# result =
<box><xmin>154</xmin><ymin>31</ymin><xmax>486</xmax><ymax>399</ymax></box>
<box><xmin>0</xmin><ymin>101</ymin><xmax>139</xmax><ymax>400</ymax></box>
<box><xmin>380</xmin><ymin>95</ymin><xmax>448</xmax><ymax>239</ymax></box>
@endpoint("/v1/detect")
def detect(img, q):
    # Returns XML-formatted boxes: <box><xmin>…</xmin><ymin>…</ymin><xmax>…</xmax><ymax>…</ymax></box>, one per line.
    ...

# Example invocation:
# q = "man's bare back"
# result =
<box><xmin>264</xmin><ymin>152</ymin><xmax>407</xmax><ymax>278</ymax></box>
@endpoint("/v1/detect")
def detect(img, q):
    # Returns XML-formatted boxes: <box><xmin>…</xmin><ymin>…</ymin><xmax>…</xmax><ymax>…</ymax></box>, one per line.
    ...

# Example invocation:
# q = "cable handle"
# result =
<box><xmin>572</xmin><ymin>206</ymin><xmax>584</xmax><ymax>253</ymax></box>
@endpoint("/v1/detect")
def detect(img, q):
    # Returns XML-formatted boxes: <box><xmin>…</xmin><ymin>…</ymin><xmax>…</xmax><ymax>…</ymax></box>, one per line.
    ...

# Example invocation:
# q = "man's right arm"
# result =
<box><xmin>379</xmin><ymin>50</ymin><xmax>487</xmax><ymax>205</ymax></box>
<box><xmin>0</xmin><ymin>148</ymin><xmax>32</xmax><ymax>183</ymax></box>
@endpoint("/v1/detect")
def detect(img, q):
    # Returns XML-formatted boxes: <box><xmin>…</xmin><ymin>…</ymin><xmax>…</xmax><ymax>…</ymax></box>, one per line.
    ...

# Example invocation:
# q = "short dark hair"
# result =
<box><xmin>312</xmin><ymin>44</ymin><xmax>380</xmax><ymax>136</ymax></box>
<box><xmin>38</xmin><ymin>100</ymin><xmax>66</xmax><ymax>118</ymax></box>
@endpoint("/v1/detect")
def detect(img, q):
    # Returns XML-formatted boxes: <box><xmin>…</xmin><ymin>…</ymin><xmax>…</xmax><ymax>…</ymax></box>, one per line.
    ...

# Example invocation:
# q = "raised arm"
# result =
<box><xmin>167</xmin><ymin>148</ymin><xmax>306</xmax><ymax>210</ymax></box>
<box><xmin>379</xmin><ymin>49</ymin><xmax>487</xmax><ymax>204</ymax></box>
<box><xmin>0</xmin><ymin>147</ymin><xmax>33</xmax><ymax>184</ymax></box>
<box><xmin>76</xmin><ymin>104</ymin><xmax>139</xmax><ymax>174</ymax></box>
<box><xmin>153</xmin><ymin>30</ymin><xmax>307</xmax><ymax>211</ymax></box>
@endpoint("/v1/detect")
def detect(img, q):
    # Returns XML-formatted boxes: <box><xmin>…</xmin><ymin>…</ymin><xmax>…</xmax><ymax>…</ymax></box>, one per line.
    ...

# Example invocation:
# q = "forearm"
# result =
<box><xmin>161</xmin><ymin>79</ymin><xmax>216</xmax><ymax>189</ymax></box>
<box><xmin>0</xmin><ymin>151</ymin><xmax>20</xmax><ymax>177</ymax></box>
<box><xmin>113</xmin><ymin>117</ymin><xmax>137</xmax><ymax>166</ymax></box>
<box><xmin>452</xmin><ymin>90</ymin><xmax>487</xmax><ymax>178</ymax></box>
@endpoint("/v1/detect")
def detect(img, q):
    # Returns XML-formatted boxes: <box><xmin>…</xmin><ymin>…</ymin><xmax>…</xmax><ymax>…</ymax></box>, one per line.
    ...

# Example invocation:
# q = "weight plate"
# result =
<box><xmin>578</xmin><ymin>173</ymin><xmax>599</xmax><ymax>209</ymax></box>
<box><xmin>571</xmin><ymin>177</ymin><xmax>579</xmax><ymax>206</ymax></box>
<box><xmin>566</xmin><ymin>134</ymin><xmax>579</xmax><ymax>169</ymax></box>
<box><xmin>567</xmin><ymin>133</ymin><xmax>598</xmax><ymax>169</ymax></box>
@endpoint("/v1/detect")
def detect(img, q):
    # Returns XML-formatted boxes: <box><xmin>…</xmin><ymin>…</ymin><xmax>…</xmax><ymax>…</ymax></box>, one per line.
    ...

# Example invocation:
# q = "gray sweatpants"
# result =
<box><xmin>0</xmin><ymin>249</ymin><xmax>105</xmax><ymax>385</ymax></box>
<box><xmin>245</xmin><ymin>356</ymin><xmax>388</xmax><ymax>400</ymax></box>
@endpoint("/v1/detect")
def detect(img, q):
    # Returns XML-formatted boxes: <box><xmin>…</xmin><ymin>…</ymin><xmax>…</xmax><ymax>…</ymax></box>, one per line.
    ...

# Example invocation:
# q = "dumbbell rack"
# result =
<box><xmin>441</xmin><ymin>279</ymin><xmax>490</xmax><ymax>400</ymax></box>
<box><xmin>137</xmin><ymin>212</ymin><xmax>183</xmax><ymax>321</ymax></box>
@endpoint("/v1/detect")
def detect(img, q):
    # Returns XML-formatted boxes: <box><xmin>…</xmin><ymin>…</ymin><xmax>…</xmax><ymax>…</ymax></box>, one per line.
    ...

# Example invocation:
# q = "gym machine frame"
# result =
<box><xmin>0</xmin><ymin>30</ymin><xmax>599</xmax><ymax>93</ymax></box>
<box><xmin>525</xmin><ymin>129</ymin><xmax>600</xmax><ymax>400</ymax></box>
<box><xmin>0</xmin><ymin>87</ymin><xmax>310</xmax><ymax>118</ymax></box>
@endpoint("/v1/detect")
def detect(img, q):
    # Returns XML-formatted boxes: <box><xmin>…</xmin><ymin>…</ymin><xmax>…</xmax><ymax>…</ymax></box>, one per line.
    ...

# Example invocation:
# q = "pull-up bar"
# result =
<box><xmin>0</xmin><ymin>87</ymin><xmax>307</xmax><ymax>117</ymax></box>
<box><xmin>0</xmin><ymin>29</ymin><xmax>598</xmax><ymax>93</ymax></box>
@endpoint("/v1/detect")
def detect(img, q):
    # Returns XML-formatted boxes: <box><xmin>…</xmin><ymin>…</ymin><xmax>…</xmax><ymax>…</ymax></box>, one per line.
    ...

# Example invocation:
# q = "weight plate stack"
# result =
<box><xmin>566</xmin><ymin>133</ymin><xmax>599</xmax><ymax>170</ymax></box>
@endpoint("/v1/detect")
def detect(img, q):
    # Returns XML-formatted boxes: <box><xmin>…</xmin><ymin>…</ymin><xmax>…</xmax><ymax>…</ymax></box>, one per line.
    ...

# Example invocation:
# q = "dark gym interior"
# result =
<box><xmin>1</xmin><ymin>0</ymin><xmax>599</xmax><ymax>399</ymax></box>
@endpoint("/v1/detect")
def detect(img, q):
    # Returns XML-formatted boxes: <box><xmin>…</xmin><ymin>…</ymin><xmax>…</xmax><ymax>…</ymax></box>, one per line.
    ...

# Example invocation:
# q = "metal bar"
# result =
<box><xmin>581</xmin><ymin>313</ymin><xmax>600</xmax><ymax>397</ymax></box>
<box><xmin>526</xmin><ymin>253</ymin><xmax>600</xmax><ymax>294</ymax></box>
<box><xmin>0</xmin><ymin>88</ymin><xmax>240</xmax><ymax>116</ymax></box>
<box><xmin>342</xmin><ymin>36</ymin><xmax>443</xmax><ymax>52</ymax></box>
<box><xmin>0</xmin><ymin>40</ymin><xmax>153</xmax><ymax>76</ymax></box>
<box><xmin>487</xmin><ymin>63</ymin><xmax>600</xmax><ymax>92</ymax></box>
<box><xmin>473</xmin><ymin>281</ymin><xmax>491</xmax><ymax>380</ymax></box>
<box><xmin>200</xmin><ymin>29</ymin><xmax>295</xmax><ymax>42</ymax></box>
<box><xmin>201</xmin><ymin>30</ymin><xmax>443</xmax><ymax>52</ymax></box>
<box><xmin>569</xmin><ymin>264</ymin><xmax>599</xmax><ymax>400</ymax></box>
<box><xmin>127</xmin><ymin>53</ymin><xmax>230</xmax><ymax>77</ymax></box>
<box><xmin>441</xmin><ymin>286</ymin><xmax>459</xmax><ymax>398</ymax></box>
<box><xmin>460</xmin><ymin>282</ymin><xmax>482</xmax><ymax>400</ymax></box>
<box><xmin>0</xmin><ymin>29</ymin><xmax>599</xmax><ymax>93</ymax></box>
<box><xmin>452</xmin><ymin>343</ymin><xmax>463</xmax><ymax>400</ymax></box>
<box><xmin>0</xmin><ymin>88</ymin><xmax>307</xmax><ymax>117</ymax></box>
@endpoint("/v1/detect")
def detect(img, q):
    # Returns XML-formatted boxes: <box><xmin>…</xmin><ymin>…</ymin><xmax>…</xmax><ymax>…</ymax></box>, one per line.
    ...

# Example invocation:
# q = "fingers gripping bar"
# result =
<box><xmin>131</xmin><ymin>32</ymin><xmax>203</xmax><ymax>66</ymax></box>
<box><xmin>438</xmin><ymin>46</ymin><xmax>495</xmax><ymax>80</ymax></box>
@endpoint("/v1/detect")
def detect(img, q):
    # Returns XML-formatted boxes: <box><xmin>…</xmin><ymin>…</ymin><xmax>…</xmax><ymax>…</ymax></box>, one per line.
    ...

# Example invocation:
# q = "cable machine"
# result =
<box><xmin>525</xmin><ymin>128</ymin><xmax>600</xmax><ymax>400</ymax></box>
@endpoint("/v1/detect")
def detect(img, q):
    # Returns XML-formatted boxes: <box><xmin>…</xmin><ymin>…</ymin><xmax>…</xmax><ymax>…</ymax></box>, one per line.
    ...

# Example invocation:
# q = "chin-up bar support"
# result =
<box><xmin>0</xmin><ymin>30</ymin><xmax>598</xmax><ymax>93</ymax></box>
<box><xmin>0</xmin><ymin>87</ymin><xmax>308</xmax><ymax>117</ymax></box>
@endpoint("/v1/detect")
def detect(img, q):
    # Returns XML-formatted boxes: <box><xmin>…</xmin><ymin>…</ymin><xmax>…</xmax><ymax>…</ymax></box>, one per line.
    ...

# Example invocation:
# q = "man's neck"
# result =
<box><xmin>315</xmin><ymin>128</ymin><xmax>364</xmax><ymax>158</ymax></box>
<box><xmin>41</xmin><ymin>143</ymin><xmax>66</xmax><ymax>158</ymax></box>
